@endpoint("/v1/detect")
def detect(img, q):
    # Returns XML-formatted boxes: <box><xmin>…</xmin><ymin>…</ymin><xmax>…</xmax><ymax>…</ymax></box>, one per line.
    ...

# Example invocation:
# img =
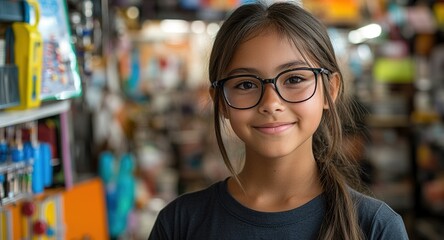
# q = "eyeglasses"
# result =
<box><xmin>212</xmin><ymin>67</ymin><xmax>330</xmax><ymax>110</ymax></box>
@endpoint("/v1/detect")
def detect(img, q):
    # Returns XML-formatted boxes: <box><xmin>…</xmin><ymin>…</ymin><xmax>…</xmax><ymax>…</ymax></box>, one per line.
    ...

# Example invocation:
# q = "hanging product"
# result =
<box><xmin>36</xmin><ymin>0</ymin><xmax>82</xmax><ymax>100</ymax></box>
<box><xmin>9</xmin><ymin>0</ymin><xmax>43</xmax><ymax>110</ymax></box>
<box><xmin>99</xmin><ymin>151</ymin><xmax>136</xmax><ymax>238</ymax></box>
<box><xmin>0</xmin><ymin>26</ymin><xmax>20</xmax><ymax>110</ymax></box>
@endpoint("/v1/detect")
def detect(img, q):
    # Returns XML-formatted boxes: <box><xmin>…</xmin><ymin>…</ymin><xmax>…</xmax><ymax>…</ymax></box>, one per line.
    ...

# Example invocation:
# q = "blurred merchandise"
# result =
<box><xmin>37</xmin><ymin>0</ymin><xmax>82</xmax><ymax>101</ymax></box>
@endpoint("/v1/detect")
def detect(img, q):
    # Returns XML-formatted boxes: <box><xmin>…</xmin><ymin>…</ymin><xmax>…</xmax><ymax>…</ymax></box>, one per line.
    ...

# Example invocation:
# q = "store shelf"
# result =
<box><xmin>0</xmin><ymin>161</ymin><xmax>27</xmax><ymax>174</ymax></box>
<box><xmin>365</xmin><ymin>115</ymin><xmax>411</xmax><ymax>128</ymax></box>
<box><xmin>0</xmin><ymin>100</ymin><xmax>71</xmax><ymax>128</ymax></box>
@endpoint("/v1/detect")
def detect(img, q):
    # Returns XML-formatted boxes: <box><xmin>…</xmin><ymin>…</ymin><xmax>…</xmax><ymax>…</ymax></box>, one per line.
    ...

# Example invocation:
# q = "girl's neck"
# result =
<box><xmin>228</xmin><ymin>152</ymin><xmax>322</xmax><ymax>212</ymax></box>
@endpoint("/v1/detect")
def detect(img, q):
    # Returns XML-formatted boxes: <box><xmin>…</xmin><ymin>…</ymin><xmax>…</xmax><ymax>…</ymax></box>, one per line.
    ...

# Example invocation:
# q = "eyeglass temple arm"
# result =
<box><xmin>319</xmin><ymin>68</ymin><xmax>330</xmax><ymax>75</ymax></box>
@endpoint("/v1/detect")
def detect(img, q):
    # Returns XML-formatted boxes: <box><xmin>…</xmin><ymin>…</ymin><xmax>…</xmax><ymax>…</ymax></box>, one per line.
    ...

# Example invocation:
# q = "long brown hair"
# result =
<box><xmin>209</xmin><ymin>1</ymin><xmax>364</xmax><ymax>240</ymax></box>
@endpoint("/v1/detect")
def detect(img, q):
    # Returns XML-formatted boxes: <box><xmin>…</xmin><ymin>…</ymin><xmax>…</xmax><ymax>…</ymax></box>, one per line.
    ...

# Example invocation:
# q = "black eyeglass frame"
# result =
<box><xmin>211</xmin><ymin>67</ymin><xmax>330</xmax><ymax>110</ymax></box>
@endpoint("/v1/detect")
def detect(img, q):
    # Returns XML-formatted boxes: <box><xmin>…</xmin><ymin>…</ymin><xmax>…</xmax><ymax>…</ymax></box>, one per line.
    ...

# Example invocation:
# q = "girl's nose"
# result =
<box><xmin>257</xmin><ymin>84</ymin><xmax>285</xmax><ymax>114</ymax></box>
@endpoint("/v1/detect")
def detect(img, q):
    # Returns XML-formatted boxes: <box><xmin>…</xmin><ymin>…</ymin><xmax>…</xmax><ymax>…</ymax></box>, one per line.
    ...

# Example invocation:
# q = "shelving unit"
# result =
<box><xmin>411</xmin><ymin>120</ymin><xmax>444</xmax><ymax>238</ymax></box>
<box><xmin>0</xmin><ymin>100</ymin><xmax>74</xmax><ymax>189</ymax></box>
<box><xmin>352</xmin><ymin>2</ymin><xmax>444</xmax><ymax>237</ymax></box>
<box><xmin>0</xmin><ymin>0</ymin><xmax>110</xmax><ymax>238</ymax></box>
<box><xmin>0</xmin><ymin>100</ymin><xmax>70</xmax><ymax>128</ymax></box>
<box><xmin>0</xmin><ymin>100</ymin><xmax>74</xmax><ymax>203</ymax></box>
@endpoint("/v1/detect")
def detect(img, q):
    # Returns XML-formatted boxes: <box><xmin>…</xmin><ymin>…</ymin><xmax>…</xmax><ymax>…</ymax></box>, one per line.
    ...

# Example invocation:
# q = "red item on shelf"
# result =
<box><xmin>21</xmin><ymin>201</ymin><xmax>36</xmax><ymax>216</ymax></box>
<box><xmin>33</xmin><ymin>220</ymin><xmax>47</xmax><ymax>235</ymax></box>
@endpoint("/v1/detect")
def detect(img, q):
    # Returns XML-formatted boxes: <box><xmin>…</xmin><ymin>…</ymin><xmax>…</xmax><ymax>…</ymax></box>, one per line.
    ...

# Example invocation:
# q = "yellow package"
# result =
<box><xmin>9</xmin><ymin>0</ymin><xmax>43</xmax><ymax>110</ymax></box>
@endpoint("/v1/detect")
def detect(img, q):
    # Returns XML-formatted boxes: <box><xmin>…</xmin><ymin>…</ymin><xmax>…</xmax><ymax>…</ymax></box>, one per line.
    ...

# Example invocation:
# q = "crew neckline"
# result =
<box><xmin>215</xmin><ymin>178</ymin><xmax>326</xmax><ymax>227</ymax></box>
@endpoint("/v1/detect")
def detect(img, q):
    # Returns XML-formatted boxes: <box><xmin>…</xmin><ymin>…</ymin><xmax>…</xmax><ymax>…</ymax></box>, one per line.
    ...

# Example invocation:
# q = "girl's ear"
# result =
<box><xmin>209</xmin><ymin>87</ymin><xmax>216</xmax><ymax>102</ymax></box>
<box><xmin>323</xmin><ymin>72</ymin><xmax>341</xmax><ymax>109</ymax></box>
<box><xmin>209</xmin><ymin>87</ymin><xmax>229</xmax><ymax>118</ymax></box>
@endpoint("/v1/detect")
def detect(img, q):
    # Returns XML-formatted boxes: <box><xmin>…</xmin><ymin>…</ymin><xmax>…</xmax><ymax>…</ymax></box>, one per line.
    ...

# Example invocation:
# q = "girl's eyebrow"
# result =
<box><xmin>226</xmin><ymin>60</ymin><xmax>310</xmax><ymax>76</ymax></box>
<box><xmin>226</xmin><ymin>67</ymin><xmax>259</xmax><ymax>76</ymax></box>
<box><xmin>276</xmin><ymin>60</ymin><xmax>310</xmax><ymax>71</ymax></box>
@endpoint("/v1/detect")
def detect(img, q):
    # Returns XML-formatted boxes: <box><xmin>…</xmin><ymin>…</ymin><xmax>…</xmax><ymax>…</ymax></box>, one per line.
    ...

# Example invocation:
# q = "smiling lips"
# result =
<box><xmin>254</xmin><ymin>122</ymin><xmax>295</xmax><ymax>134</ymax></box>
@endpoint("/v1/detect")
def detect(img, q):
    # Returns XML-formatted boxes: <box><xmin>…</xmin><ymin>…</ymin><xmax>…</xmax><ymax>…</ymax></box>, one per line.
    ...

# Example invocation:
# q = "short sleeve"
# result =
<box><xmin>369</xmin><ymin>203</ymin><xmax>409</xmax><ymax>240</ymax></box>
<box><xmin>148</xmin><ymin>213</ymin><xmax>170</xmax><ymax>240</ymax></box>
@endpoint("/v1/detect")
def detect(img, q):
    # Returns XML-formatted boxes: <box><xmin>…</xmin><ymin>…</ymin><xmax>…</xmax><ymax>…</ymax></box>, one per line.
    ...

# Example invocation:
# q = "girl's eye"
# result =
<box><xmin>285</xmin><ymin>76</ymin><xmax>303</xmax><ymax>85</ymax></box>
<box><xmin>235</xmin><ymin>81</ymin><xmax>258</xmax><ymax>90</ymax></box>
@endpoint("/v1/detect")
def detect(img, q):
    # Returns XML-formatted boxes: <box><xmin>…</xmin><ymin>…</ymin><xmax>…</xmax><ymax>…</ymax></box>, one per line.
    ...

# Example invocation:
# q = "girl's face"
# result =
<box><xmin>223</xmin><ymin>30</ymin><xmax>336</xmax><ymax>161</ymax></box>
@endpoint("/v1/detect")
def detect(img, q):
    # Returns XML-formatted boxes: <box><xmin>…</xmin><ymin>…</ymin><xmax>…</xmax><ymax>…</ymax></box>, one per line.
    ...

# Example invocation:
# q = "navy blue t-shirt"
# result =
<box><xmin>148</xmin><ymin>179</ymin><xmax>409</xmax><ymax>239</ymax></box>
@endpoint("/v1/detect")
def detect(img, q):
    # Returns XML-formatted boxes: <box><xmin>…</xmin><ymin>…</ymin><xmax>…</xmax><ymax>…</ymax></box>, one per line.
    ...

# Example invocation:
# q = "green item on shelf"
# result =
<box><xmin>373</xmin><ymin>58</ymin><xmax>415</xmax><ymax>83</ymax></box>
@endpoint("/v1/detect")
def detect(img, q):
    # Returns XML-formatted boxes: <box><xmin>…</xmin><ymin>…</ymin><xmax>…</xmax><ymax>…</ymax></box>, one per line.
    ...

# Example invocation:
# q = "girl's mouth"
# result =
<box><xmin>254</xmin><ymin>122</ymin><xmax>295</xmax><ymax>134</ymax></box>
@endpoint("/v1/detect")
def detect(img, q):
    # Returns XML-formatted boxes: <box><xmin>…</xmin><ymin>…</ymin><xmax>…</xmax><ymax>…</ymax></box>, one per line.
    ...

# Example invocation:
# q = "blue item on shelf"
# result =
<box><xmin>24</xmin><ymin>141</ymin><xmax>33</xmax><ymax>161</ymax></box>
<box><xmin>0</xmin><ymin>142</ymin><xmax>8</xmax><ymax>163</ymax></box>
<box><xmin>116</xmin><ymin>153</ymin><xmax>135</xmax><ymax>214</ymax></box>
<box><xmin>99</xmin><ymin>151</ymin><xmax>136</xmax><ymax>238</ymax></box>
<box><xmin>26</xmin><ymin>142</ymin><xmax>43</xmax><ymax>194</ymax></box>
<box><xmin>40</xmin><ymin>142</ymin><xmax>52</xmax><ymax>187</ymax></box>
<box><xmin>10</xmin><ymin>145</ymin><xmax>24</xmax><ymax>162</ymax></box>
<box><xmin>99</xmin><ymin>151</ymin><xmax>114</xmax><ymax>185</ymax></box>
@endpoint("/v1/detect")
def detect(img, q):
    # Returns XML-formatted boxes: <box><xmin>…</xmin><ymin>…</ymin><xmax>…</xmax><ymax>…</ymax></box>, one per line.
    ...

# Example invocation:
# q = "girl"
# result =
<box><xmin>148</xmin><ymin>1</ymin><xmax>409</xmax><ymax>239</ymax></box>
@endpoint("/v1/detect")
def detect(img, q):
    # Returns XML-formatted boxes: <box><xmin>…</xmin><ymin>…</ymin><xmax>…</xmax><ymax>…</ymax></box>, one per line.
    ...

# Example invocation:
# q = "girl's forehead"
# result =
<box><xmin>238</xmin><ymin>31</ymin><xmax>294</xmax><ymax>54</ymax></box>
<box><xmin>229</xmin><ymin>31</ymin><xmax>316</xmax><ymax>71</ymax></box>
<box><xmin>245</xmin><ymin>26</ymin><xmax>312</xmax><ymax>54</ymax></box>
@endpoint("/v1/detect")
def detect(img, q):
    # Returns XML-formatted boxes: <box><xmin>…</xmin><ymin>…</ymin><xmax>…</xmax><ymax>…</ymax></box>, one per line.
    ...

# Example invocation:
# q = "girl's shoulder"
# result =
<box><xmin>350</xmin><ymin>189</ymin><xmax>409</xmax><ymax>239</ymax></box>
<box><xmin>158</xmin><ymin>180</ymin><xmax>222</xmax><ymax>216</ymax></box>
<box><xmin>148</xmin><ymin>181</ymin><xmax>226</xmax><ymax>239</ymax></box>
<box><xmin>350</xmin><ymin>189</ymin><xmax>397</xmax><ymax>217</ymax></box>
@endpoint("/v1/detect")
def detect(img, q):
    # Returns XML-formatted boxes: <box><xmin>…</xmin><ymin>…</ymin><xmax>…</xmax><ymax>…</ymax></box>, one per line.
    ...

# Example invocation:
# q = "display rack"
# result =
<box><xmin>0</xmin><ymin>100</ymin><xmax>74</xmax><ymax>194</ymax></box>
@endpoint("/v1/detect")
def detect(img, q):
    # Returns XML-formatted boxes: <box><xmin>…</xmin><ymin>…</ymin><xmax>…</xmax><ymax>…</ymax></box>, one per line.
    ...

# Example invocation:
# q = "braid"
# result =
<box><xmin>314</xmin><ymin>77</ymin><xmax>364</xmax><ymax>240</ymax></box>
<box><xmin>317</xmin><ymin>159</ymin><xmax>363</xmax><ymax>239</ymax></box>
